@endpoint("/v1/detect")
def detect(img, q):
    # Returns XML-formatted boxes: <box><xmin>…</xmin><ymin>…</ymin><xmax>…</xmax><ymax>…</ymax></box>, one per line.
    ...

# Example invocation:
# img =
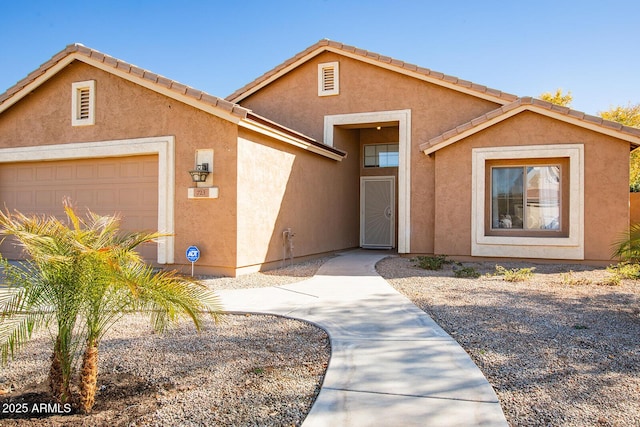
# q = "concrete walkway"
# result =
<box><xmin>218</xmin><ymin>250</ymin><xmax>508</xmax><ymax>426</ymax></box>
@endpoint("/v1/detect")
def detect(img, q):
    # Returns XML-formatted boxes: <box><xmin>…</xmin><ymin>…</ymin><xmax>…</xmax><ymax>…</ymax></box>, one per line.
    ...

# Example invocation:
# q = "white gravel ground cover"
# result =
<box><xmin>377</xmin><ymin>256</ymin><xmax>640</xmax><ymax>427</ymax></box>
<box><xmin>3</xmin><ymin>253</ymin><xmax>638</xmax><ymax>426</ymax></box>
<box><xmin>0</xmin><ymin>257</ymin><xmax>331</xmax><ymax>426</ymax></box>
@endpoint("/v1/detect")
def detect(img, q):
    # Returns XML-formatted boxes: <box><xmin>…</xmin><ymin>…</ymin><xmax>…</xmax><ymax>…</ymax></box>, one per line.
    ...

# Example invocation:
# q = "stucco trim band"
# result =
<box><xmin>471</xmin><ymin>144</ymin><xmax>584</xmax><ymax>260</ymax></box>
<box><xmin>324</xmin><ymin>109</ymin><xmax>411</xmax><ymax>253</ymax></box>
<box><xmin>0</xmin><ymin>136</ymin><xmax>176</xmax><ymax>264</ymax></box>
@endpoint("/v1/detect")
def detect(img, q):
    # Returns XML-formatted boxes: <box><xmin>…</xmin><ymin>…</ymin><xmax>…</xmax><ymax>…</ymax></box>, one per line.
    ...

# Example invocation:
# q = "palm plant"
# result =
<box><xmin>0</xmin><ymin>201</ymin><xmax>222</xmax><ymax>413</ymax></box>
<box><xmin>0</xmin><ymin>210</ymin><xmax>86</xmax><ymax>404</ymax></box>
<box><xmin>612</xmin><ymin>223</ymin><xmax>640</xmax><ymax>262</ymax></box>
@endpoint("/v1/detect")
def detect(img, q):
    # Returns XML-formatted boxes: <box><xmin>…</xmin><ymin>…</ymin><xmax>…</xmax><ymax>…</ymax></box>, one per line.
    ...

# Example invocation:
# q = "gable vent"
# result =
<box><xmin>71</xmin><ymin>80</ymin><xmax>96</xmax><ymax>126</ymax></box>
<box><xmin>318</xmin><ymin>62</ymin><xmax>339</xmax><ymax>96</ymax></box>
<box><xmin>78</xmin><ymin>88</ymin><xmax>91</xmax><ymax>119</ymax></box>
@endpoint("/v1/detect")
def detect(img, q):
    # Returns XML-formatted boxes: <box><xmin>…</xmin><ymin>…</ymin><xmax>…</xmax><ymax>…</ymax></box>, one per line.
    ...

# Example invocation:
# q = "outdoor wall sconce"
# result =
<box><xmin>188</xmin><ymin>163</ymin><xmax>210</xmax><ymax>183</ymax></box>
<box><xmin>187</xmin><ymin>150</ymin><xmax>218</xmax><ymax>199</ymax></box>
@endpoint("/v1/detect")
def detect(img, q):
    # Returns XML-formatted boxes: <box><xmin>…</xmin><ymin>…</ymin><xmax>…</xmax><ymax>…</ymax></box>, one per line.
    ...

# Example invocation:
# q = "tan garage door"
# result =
<box><xmin>0</xmin><ymin>155</ymin><xmax>158</xmax><ymax>261</ymax></box>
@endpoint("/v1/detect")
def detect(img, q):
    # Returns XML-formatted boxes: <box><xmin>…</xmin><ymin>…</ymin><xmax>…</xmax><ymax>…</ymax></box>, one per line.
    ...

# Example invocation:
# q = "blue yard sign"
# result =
<box><xmin>186</xmin><ymin>245</ymin><xmax>200</xmax><ymax>276</ymax></box>
<box><xmin>186</xmin><ymin>245</ymin><xmax>200</xmax><ymax>262</ymax></box>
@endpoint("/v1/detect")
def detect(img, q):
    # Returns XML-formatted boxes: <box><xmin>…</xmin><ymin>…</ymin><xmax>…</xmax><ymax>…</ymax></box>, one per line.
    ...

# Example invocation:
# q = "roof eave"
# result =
<box><xmin>420</xmin><ymin>101</ymin><xmax>640</xmax><ymax>155</ymax></box>
<box><xmin>0</xmin><ymin>45</ymin><xmax>250</xmax><ymax>123</ymax></box>
<box><xmin>239</xmin><ymin>115</ymin><xmax>346</xmax><ymax>161</ymax></box>
<box><xmin>226</xmin><ymin>40</ymin><xmax>517</xmax><ymax>105</ymax></box>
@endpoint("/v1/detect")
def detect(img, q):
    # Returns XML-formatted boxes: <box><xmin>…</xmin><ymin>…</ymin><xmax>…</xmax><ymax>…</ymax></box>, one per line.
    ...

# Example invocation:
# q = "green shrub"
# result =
<box><xmin>611</xmin><ymin>223</ymin><xmax>640</xmax><ymax>262</ymax></box>
<box><xmin>493</xmin><ymin>265</ymin><xmax>535</xmax><ymax>282</ymax></box>
<box><xmin>412</xmin><ymin>255</ymin><xmax>449</xmax><ymax>270</ymax></box>
<box><xmin>453</xmin><ymin>265</ymin><xmax>481</xmax><ymax>278</ymax></box>
<box><xmin>606</xmin><ymin>262</ymin><xmax>640</xmax><ymax>284</ymax></box>
<box><xmin>560</xmin><ymin>270</ymin><xmax>592</xmax><ymax>286</ymax></box>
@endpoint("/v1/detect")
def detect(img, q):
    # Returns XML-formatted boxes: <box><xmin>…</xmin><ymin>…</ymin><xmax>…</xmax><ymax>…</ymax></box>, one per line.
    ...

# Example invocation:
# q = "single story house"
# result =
<box><xmin>1</xmin><ymin>40</ymin><xmax>639</xmax><ymax>276</ymax></box>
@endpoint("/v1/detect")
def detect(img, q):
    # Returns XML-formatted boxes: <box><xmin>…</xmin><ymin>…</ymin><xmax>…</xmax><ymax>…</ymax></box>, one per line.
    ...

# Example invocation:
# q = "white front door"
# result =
<box><xmin>360</xmin><ymin>176</ymin><xmax>395</xmax><ymax>248</ymax></box>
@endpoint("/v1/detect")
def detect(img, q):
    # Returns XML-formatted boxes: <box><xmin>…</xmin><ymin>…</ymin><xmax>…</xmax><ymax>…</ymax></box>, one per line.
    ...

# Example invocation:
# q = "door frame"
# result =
<box><xmin>360</xmin><ymin>175</ymin><xmax>396</xmax><ymax>248</ymax></box>
<box><xmin>324</xmin><ymin>109</ymin><xmax>411</xmax><ymax>253</ymax></box>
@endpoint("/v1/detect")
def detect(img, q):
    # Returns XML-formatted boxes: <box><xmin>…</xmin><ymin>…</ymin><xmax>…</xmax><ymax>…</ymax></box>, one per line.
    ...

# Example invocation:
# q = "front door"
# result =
<box><xmin>360</xmin><ymin>176</ymin><xmax>395</xmax><ymax>248</ymax></box>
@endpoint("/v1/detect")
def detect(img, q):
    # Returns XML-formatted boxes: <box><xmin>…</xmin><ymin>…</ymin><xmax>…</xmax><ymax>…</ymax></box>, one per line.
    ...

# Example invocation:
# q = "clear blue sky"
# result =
<box><xmin>1</xmin><ymin>0</ymin><xmax>638</xmax><ymax>115</ymax></box>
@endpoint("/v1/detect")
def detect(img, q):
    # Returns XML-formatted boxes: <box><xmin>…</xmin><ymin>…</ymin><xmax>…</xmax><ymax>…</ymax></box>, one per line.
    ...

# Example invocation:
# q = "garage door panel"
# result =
<box><xmin>16</xmin><ymin>167</ymin><xmax>32</xmax><ymax>182</ymax></box>
<box><xmin>0</xmin><ymin>156</ymin><xmax>158</xmax><ymax>262</ymax></box>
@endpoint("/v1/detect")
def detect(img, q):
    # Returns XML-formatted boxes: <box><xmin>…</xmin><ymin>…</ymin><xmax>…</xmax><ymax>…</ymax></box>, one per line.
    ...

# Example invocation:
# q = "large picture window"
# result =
<box><xmin>485</xmin><ymin>158</ymin><xmax>569</xmax><ymax>237</ymax></box>
<box><xmin>472</xmin><ymin>145</ymin><xmax>583</xmax><ymax>260</ymax></box>
<box><xmin>491</xmin><ymin>165</ymin><xmax>561</xmax><ymax>231</ymax></box>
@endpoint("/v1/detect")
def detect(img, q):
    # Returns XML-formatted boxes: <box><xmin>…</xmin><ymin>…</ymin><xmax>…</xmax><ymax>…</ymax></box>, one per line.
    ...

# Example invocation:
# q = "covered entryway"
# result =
<box><xmin>0</xmin><ymin>155</ymin><xmax>158</xmax><ymax>261</ymax></box>
<box><xmin>360</xmin><ymin>176</ymin><xmax>395</xmax><ymax>248</ymax></box>
<box><xmin>324</xmin><ymin>109</ymin><xmax>411</xmax><ymax>253</ymax></box>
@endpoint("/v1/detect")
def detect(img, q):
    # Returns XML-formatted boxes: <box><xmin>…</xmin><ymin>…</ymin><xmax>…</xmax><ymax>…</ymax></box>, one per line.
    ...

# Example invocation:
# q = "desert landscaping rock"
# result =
<box><xmin>377</xmin><ymin>256</ymin><xmax>640</xmax><ymax>427</ymax></box>
<box><xmin>2</xmin><ymin>254</ymin><xmax>639</xmax><ymax>426</ymax></box>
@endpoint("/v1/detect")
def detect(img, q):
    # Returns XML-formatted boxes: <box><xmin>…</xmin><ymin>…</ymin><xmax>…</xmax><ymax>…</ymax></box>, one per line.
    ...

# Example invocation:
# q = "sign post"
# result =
<box><xmin>186</xmin><ymin>245</ymin><xmax>200</xmax><ymax>276</ymax></box>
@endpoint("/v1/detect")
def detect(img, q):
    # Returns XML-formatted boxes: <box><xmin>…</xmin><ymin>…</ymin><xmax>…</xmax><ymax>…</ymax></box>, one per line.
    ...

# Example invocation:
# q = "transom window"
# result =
<box><xmin>364</xmin><ymin>143</ymin><xmax>399</xmax><ymax>168</ymax></box>
<box><xmin>486</xmin><ymin>158</ymin><xmax>569</xmax><ymax>237</ymax></box>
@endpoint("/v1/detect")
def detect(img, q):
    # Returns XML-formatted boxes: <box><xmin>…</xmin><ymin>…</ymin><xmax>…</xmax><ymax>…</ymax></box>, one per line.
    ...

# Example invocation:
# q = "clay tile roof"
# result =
<box><xmin>419</xmin><ymin>97</ymin><xmax>640</xmax><ymax>154</ymax></box>
<box><xmin>0</xmin><ymin>43</ymin><xmax>344</xmax><ymax>160</ymax></box>
<box><xmin>0</xmin><ymin>43</ymin><xmax>250</xmax><ymax>120</ymax></box>
<box><xmin>226</xmin><ymin>39</ymin><xmax>519</xmax><ymax>104</ymax></box>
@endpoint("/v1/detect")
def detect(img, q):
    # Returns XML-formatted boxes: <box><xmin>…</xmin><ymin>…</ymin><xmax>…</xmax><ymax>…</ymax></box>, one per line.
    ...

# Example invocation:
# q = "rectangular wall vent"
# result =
<box><xmin>71</xmin><ymin>80</ymin><xmax>96</xmax><ymax>126</ymax></box>
<box><xmin>318</xmin><ymin>62</ymin><xmax>339</xmax><ymax>96</ymax></box>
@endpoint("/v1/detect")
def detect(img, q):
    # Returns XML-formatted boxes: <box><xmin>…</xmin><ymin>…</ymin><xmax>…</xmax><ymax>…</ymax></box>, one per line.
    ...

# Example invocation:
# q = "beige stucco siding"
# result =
<box><xmin>0</xmin><ymin>61</ymin><xmax>240</xmax><ymax>273</ymax></box>
<box><xmin>238</xmin><ymin>52</ymin><xmax>502</xmax><ymax>254</ymax></box>
<box><xmin>433</xmin><ymin>111</ymin><xmax>630</xmax><ymax>262</ymax></box>
<box><xmin>236</xmin><ymin>127</ymin><xmax>359</xmax><ymax>270</ymax></box>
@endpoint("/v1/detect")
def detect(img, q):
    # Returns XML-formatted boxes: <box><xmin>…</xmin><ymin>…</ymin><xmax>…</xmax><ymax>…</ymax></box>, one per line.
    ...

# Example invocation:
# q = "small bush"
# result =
<box><xmin>493</xmin><ymin>265</ymin><xmax>535</xmax><ymax>282</ymax></box>
<box><xmin>607</xmin><ymin>262</ymin><xmax>640</xmax><ymax>280</ymax></box>
<box><xmin>453</xmin><ymin>265</ymin><xmax>481</xmax><ymax>278</ymax></box>
<box><xmin>598</xmin><ymin>276</ymin><xmax>622</xmax><ymax>286</ymax></box>
<box><xmin>412</xmin><ymin>255</ymin><xmax>449</xmax><ymax>270</ymax></box>
<box><xmin>560</xmin><ymin>271</ymin><xmax>592</xmax><ymax>286</ymax></box>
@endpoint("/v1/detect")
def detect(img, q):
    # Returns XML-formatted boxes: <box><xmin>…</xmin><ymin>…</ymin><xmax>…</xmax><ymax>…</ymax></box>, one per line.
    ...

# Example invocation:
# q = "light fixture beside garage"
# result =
<box><xmin>187</xmin><ymin>149</ymin><xmax>219</xmax><ymax>199</ymax></box>
<box><xmin>188</xmin><ymin>163</ymin><xmax>210</xmax><ymax>183</ymax></box>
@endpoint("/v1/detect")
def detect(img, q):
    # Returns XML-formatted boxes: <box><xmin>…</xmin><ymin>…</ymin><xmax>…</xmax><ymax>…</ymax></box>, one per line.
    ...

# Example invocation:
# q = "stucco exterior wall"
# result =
<box><xmin>0</xmin><ymin>61</ymin><xmax>240</xmax><ymax>273</ymax></box>
<box><xmin>237</xmin><ymin>52</ymin><xmax>502</xmax><ymax>254</ymax></box>
<box><xmin>235</xmin><ymin>127</ymin><xmax>360</xmax><ymax>271</ymax></box>
<box><xmin>433</xmin><ymin>111</ymin><xmax>630</xmax><ymax>262</ymax></box>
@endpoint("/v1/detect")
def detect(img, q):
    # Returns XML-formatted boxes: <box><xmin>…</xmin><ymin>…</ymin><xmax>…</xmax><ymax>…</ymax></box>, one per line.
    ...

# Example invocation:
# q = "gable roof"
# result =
<box><xmin>226</xmin><ymin>39</ymin><xmax>519</xmax><ymax>105</ymax></box>
<box><xmin>0</xmin><ymin>44</ymin><xmax>345</xmax><ymax>161</ymax></box>
<box><xmin>419</xmin><ymin>97</ymin><xmax>640</xmax><ymax>155</ymax></box>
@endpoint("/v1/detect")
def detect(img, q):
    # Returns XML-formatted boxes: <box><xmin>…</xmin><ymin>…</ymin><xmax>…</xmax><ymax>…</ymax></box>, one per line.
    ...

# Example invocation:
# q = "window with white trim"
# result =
<box><xmin>471</xmin><ymin>144</ymin><xmax>584</xmax><ymax>260</ymax></box>
<box><xmin>71</xmin><ymin>80</ymin><xmax>95</xmax><ymax>126</ymax></box>
<box><xmin>318</xmin><ymin>62</ymin><xmax>339</xmax><ymax>96</ymax></box>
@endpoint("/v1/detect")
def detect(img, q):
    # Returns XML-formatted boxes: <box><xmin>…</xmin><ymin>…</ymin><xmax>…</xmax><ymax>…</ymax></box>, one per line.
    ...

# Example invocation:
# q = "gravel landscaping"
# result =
<box><xmin>0</xmin><ymin>258</ymin><xmax>331</xmax><ymax>426</ymax></box>
<box><xmin>377</xmin><ymin>256</ymin><xmax>640</xmax><ymax>427</ymax></box>
<box><xmin>1</xmin><ymin>253</ymin><xmax>639</xmax><ymax>426</ymax></box>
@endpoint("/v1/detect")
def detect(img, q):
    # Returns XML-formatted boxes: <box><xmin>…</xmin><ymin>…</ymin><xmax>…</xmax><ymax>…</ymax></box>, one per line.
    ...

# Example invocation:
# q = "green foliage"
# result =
<box><xmin>611</xmin><ymin>223</ymin><xmax>640</xmax><ymax>262</ymax></box>
<box><xmin>560</xmin><ymin>271</ymin><xmax>592</xmax><ymax>286</ymax></box>
<box><xmin>0</xmin><ymin>200</ymin><xmax>222</xmax><ymax>411</ymax></box>
<box><xmin>493</xmin><ymin>265</ymin><xmax>535</xmax><ymax>282</ymax></box>
<box><xmin>540</xmin><ymin>89</ymin><xmax>573</xmax><ymax>107</ymax></box>
<box><xmin>607</xmin><ymin>262</ymin><xmax>640</xmax><ymax>281</ymax></box>
<box><xmin>452</xmin><ymin>265</ymin><xmax>481</xmax><ymax>278</ymax></box>
<box><xmin>412</xmin><ymin>255</ymin><xmax>449</xmax><ymax>270</ymax></box>
<box><xmin>599</xmin><ymin>103</ymin><xmax>640</xmax><ymax>128</ymax></box>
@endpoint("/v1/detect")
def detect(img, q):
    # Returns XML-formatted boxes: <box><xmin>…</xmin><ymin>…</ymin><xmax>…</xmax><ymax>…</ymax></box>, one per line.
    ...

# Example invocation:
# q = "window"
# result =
<box><xmin>71</xmin><ymin>80</ymin><xmax>95</xmax><ymax>126</ymax></box>
<box><xmin>490</xmin><ymin>163</ymin><xmax>563</xmax><ymax>233</ymax></box>
<box><xmin>318</xmin><ymin>62</ymin><xmax>339</xmax><ymax>96</ymax></box>
<box><xmin>471</xmin><ymin>145</ymin><xmax>584</xmax><ymax>260</ymax></box>
<box><xmin>364</xmin><ymin>143</ymin><xmax>399</xmax><ymax>168</ymax></box>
